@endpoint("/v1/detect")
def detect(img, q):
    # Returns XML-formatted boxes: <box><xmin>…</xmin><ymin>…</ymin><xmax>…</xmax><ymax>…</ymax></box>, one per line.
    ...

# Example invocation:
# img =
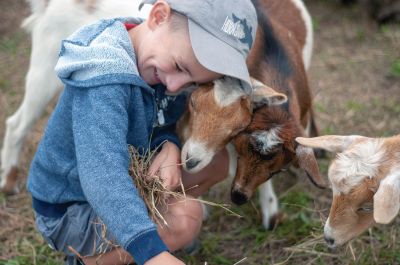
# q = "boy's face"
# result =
<box><xmin>134</xmin><ymin>1</ymin><xmax>221</xmax><ymax>93</ymax></box>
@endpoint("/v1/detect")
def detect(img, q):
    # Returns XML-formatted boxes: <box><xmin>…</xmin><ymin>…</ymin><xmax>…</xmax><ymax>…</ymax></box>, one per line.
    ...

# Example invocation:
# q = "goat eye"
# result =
<box><xmin>357</xmin><ymin>204</ymin><xmax>373</xmax><ymax>213</ymax></box>
<box><xmin>259</xmin><ymin>151</ymin><xmax>278</xmax><ymax>160</ymax></box>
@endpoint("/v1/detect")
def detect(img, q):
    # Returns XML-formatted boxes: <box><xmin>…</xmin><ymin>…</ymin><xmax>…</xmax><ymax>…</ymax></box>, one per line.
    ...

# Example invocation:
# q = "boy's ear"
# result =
<box><xmin>295</xmin><ymin>135</ymin><xmax>366</xmax><ymax>153</ymax></box>
<box><xmin>373</xmin><ymin>171</ymin><xmax>400</xmax><ymax>224</ymax></box>
<box><xmin>148</xmin><ymin>0</ymin><xmax>172</xmax><ymax>29</ymax></box>
<box><xmin>250</xmin><ymin>78</ymin><xmax>287</xmax><ymax>108</ymax></box>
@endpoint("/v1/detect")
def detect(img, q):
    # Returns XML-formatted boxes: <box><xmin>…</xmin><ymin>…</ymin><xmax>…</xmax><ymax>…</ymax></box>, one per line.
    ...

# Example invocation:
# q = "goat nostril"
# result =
<box><xmin>324</xmin><ymin>235</ymin><xmax>335</xmax><ymax>246</ymax></box>
<box><xmin>231</xmin><ymin>191</ymin><xmax>248</xmax><ymax>205</ymax></box>
<box><xmin>185</xmin><ymin>158</ymin><xmax>200</xmax><ymax>170</ymax></box>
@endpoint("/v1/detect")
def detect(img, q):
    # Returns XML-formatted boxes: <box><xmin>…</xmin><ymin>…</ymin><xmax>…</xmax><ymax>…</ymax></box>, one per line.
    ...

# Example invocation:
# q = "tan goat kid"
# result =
<box><xmin>296</xmin><ymin>135</ymin><xmax>400</xmax><ymax>248</ymax></box>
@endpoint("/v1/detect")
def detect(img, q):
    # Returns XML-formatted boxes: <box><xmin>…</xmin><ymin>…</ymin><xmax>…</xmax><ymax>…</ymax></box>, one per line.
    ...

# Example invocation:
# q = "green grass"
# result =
<box><xmin>356</xmin><ymin>29</ymin><xmax>365</xmax><ymax>41</ymax></box>
<box><xmin>323</xmin><ymin>124</ymin><xmax>335</xmax><ymax>135</ymax></box>
<box><xmin>0</xmin><ymin>193</ymin><xmax>6</xmax><ymax>204</ymax></box>
<box><xmin>390</xmin><ymin>59</ymin><xmax>400</xmax><ymax>77</ymax></box>
<box><xmin>0</xmin><ymin>32</ymin><xmax>25</xmax><ymax>56</ymax></box>
<box><xmin>314</xmin><ymin>102</ymin><xmax>326</xmax><ymax>113</ymax></box>
<box><xmin>345</xmin><ymin>100</ymin><xmax>365</xmax><ymax>112</ymax></box>
<box><xmin>380</xmin><ymin>25</ymin><xmax>390</xmax><ymax>34</ymax></box>
<box><xmin>0</xmin><ymin>79</ymin><xmax>11</xmax><ymax>93</ymax></box>
<box><xmin>275</xmin><ymin>191</ymin><xmax>320</xmax><ymax>240</ymax></box>
<box><xmin>0</xmin><ymin>235</ymin><xmax>63</xmax><ymax>265</ymax></box>
<box><xmin>312</xmin><ymin>17</ymin><xmax>320</xmax><ymax>31</ymax></box>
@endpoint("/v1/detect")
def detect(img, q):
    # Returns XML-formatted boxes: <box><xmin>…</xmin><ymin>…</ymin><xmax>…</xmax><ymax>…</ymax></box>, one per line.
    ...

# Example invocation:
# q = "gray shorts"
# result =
<box><xmin>35</xmin><ymin>202</ymin><xmax>117</xmax><ymax>264</ymax></box>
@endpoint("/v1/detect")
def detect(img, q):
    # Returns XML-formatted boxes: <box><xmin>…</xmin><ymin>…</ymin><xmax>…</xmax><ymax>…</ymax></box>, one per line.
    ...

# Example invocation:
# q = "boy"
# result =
<box><xmin>27</xmin><ymin>0</ymin><xmax>258</xmax><ymax>264</ymax></box>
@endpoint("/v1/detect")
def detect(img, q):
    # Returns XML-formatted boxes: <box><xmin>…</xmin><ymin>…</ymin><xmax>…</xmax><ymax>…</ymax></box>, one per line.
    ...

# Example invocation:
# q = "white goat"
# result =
<box><xmin>1</xmin><ymin>0</ymin><xmax>150</xmax><ymax>194</ymax></box>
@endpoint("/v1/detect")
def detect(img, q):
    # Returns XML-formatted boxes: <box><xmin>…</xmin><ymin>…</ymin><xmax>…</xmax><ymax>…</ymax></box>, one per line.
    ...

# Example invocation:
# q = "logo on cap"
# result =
<box><xmin>221</xmin><ymin>14</ymin><xmax>253</xmax><ymax>50</ymax></box>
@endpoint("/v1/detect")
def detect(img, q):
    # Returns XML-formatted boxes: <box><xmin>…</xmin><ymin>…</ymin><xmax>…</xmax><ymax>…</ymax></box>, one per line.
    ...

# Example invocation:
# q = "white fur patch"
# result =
<box><xmin>252</xmin><ymin>128</ymin><xmax>282</xmax><ymax>153</ymax></box>
<box><xmin>324</xmin><ymin>217</ymin><xmax>335</xmax><ymax>239</ymax></box>
<box><xmin>290</xmin><ymin>0</ymin><xmax>313</xmax><ymax>70</ymax></box>
<box><xmin>226</xmin><ymin>143</ymin><xmax>238</xmax><ymax>179</ymax></box>
<box><xmin>330</xmin><ymin>139</ymin><xmax>385</xmax><ymax>194</ymax></box>
<box><xmin>259</xmin><ymin>180</ymin><xmax>279</xmax><ymax>229</ymax></box>
<box><xmin>381</xmin><ymin>167</ymin><xmax>400</xmax><ymax>186</ymax></box>
<box><xmin>373</xmin><ymin>166</ymin><xmax>400</xmax><ymax>224</ymax></box>
<box><xmin>214</xmin><ymin>77</ymin><xmax>246</xmax><ymax>107</ymax></box>
<box><xmin>181</xmin><ymin>139</ymin><xmax>214</xmax><ymax>173</ymax></box>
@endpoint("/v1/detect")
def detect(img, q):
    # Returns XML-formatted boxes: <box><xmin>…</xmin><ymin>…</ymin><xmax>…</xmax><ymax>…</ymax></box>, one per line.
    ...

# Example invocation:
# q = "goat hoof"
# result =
<box><xmin>266</xmin><ymin>212</ymin><xmax>284</xmax><ymax>230</ymax></box>
<box><xmin>1</xmin><ymin>166</ymin><xmax>20</xmax><ymax>195</ymax></box>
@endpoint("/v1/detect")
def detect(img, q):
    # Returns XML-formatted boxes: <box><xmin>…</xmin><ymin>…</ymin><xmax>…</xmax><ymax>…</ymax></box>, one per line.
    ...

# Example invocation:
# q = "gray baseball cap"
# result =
<box><xmin>139</xmin><ymin>0</ymin><xmax>258</xmax><ymax>94</ymax></box>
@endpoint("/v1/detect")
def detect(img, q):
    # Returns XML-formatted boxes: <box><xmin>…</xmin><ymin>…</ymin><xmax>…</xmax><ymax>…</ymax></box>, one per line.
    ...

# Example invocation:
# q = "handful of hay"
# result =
<box><xmin>128</xmin><ymin>145</ymin><xmax>241</xmax><ymax>227</ymax></box>
<box><xmin>128</xmin><ymin>144</ymin><xmax>179</xmax><ymax>227</ymax></box>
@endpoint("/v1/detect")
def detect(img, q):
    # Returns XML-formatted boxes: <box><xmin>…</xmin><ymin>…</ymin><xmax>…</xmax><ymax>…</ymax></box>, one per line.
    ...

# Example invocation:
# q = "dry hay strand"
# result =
<box><xmin>283</xmin><ymin>233</ymin><xmax>339</xmax><ymax>259</ymax></box>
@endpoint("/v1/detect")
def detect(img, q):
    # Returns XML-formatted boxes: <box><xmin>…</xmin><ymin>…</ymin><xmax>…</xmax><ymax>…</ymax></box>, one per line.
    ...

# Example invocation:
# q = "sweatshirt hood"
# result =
<box><xmin>55</xmin><ymin>18</ymin><xmax>148</xmax><ymax>88</ymax></box>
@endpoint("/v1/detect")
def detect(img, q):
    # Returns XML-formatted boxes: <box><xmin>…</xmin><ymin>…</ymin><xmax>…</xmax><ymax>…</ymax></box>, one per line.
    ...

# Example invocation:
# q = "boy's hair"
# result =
<box><xmin>170</xmin><ymin>11</ymin><xmax>186</xmax><ymax>32</ymax></box>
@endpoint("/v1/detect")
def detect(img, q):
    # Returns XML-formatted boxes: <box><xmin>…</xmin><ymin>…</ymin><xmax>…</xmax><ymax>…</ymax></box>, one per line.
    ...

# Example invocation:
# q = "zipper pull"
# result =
<box><xmin>157</xmin><ymin>109</ymin><xmax>165</xmax><ymax>126</ymax></box>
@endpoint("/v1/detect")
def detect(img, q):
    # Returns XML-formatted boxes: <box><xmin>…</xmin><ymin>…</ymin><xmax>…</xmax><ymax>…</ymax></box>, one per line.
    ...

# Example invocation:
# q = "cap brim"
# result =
<box><xmin>188</xmin><ymin>20</ymin><xmax>252</xmax><ymax>94</ymax></box>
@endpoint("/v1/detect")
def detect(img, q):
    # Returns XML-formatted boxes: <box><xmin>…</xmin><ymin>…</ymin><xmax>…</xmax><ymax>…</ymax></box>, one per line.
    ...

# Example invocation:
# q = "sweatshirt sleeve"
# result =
<box><xmin>150</xmin><ymin>124</ymin><xmax>181</xmax><ymax>150</ymax></box>
<box><xmin>71</xmin><ymin>84</ymin><xmax>168</xmax><ymax>265</ymax></box>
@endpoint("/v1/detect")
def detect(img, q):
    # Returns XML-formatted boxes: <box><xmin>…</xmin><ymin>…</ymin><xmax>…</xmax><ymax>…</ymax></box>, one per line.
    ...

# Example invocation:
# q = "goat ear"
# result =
<box><xmin>240</xmin><ymin>95</ymin><xmax>251</xmax><ymax>112</ymax></box>
<box><xmin>295</xmin><ymin>145</ymin><xmax>327</xmax><ymax>188</ymax></box>
<box><xmin>250</xmin><ymin>78</ymin><xmax>287</xmax><ymax>108</ymax></box>
<box><xmin>295</xmin><ymin>135</ymin><xmax>366</xmax><ymax>153</ymax></box>
<box><xmin>373</xmin><ymin>172</ymin><xmax>400</xmax><ymax>224</ymax></box>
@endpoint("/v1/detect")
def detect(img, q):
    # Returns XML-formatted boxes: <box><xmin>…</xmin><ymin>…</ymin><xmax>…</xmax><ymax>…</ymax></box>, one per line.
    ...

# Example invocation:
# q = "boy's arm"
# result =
<box><xmin>71</xmin><ymin>84</ymin><xmax>168</xmax><ymax>265</ymax></box>
<box><xmin>151</xmin><ymin>123</ymin><xmax>181</xmax><ymax>150</ymax></box>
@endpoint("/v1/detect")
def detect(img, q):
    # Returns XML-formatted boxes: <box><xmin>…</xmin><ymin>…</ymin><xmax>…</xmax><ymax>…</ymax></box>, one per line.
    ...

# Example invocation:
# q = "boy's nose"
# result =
<box><xmin>166</xmin><ymin>83</ymin><xmax>181</xmax><ymax>93</ymax></box>
<box><xmin>165</xmin><ymin>75</ymin><xmax>188</xmax><ymax>93</ymax></box>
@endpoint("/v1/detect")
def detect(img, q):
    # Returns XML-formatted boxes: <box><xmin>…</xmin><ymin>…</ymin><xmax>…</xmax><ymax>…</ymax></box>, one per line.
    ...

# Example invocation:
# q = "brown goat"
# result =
<box><xmin>230</xmin><ymin>0</ymin><xmax>326</xmax><ymax>207</ymax></box>
<box><xmin>180</xmin><ymin>0</ymin><xmax>325</xmax><ymax>228</ymax></box>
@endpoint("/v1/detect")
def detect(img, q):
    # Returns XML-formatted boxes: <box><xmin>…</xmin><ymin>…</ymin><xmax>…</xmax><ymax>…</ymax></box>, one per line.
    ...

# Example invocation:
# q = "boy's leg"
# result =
<box><xmin>157</xmin><ymin>196</ymin><xmax>203</xmax><ymax>251</ymax></box>
<box><xmin>182</xmin><ymin>148</ymin><xmax>229</xmax><ymax>197</ymax></box>
<box><xmin>80</xmin><ymin>196</ymin><xmax>202</xmax><ymax>265</ymax></box>
<box><xmin>81</xmin><ymin>248</ymin><xmax>132</xmax><ymax>265</ymax></box>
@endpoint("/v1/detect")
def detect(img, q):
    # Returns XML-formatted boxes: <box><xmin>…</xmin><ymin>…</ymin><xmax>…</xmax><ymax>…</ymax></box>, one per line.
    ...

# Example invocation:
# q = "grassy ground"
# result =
<box><xmin>0</xmin><ymin>0</ymin><xmax>399</xmax><ymax>264</ymax></box>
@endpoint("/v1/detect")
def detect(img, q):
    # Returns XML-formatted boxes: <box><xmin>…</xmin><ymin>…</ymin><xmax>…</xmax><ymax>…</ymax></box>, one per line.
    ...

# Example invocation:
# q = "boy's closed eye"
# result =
<box><xmin>175</xmin><ymin>62</ymin><xmax>183</xmax><ymax>72</ymax></box>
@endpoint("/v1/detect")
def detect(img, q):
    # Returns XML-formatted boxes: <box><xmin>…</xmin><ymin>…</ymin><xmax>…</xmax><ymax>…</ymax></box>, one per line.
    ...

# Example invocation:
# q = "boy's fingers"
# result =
<box><xmin>160</xmin><ymin>169</ymin><xmax>181</xmax><ymax>191</ymax></box>
<box><xmin>148</xmin><ymin>154</ymin><xmax>166</xmax><ymax>177</ymax></box>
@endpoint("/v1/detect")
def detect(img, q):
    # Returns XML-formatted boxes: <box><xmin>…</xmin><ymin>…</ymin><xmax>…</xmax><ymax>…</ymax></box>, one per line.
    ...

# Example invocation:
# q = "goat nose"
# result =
<box><xmin>231</xmin><ymin>190</ymin><xmax>248</xmax><ymax>205</ymax></box>
<box><xmin>185</xmin><ymin>154</ymin><xmax>200</xmax><ymax>170</ymax></box>
<box><xmin>324</xmin><ymin>235</ymin><xmax>335</xmax><ymax>247</ymax></box>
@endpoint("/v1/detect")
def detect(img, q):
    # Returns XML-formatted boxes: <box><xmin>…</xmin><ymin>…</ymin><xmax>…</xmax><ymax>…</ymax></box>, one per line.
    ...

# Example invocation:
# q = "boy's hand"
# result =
<box><xmin>149</xmin><ymin>141</ymin><xmax>181</xmax><ymax>191</ymax></box>
<box><xmin>144</xmin><ymin>251</ymin><xmax>185</xmax><ymax>265</ymax></box>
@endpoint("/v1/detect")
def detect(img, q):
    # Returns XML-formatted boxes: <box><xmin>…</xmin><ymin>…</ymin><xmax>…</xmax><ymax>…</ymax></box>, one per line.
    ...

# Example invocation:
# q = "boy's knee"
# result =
<box><xmin>172</xmin><ymin>197</ymin><xmax>203</xmax><ymax>235</ymax></box>
<box><xmin>160</xmin><ymin>197</ymin><xmax>203</xmax><ymax>251</ymax></box>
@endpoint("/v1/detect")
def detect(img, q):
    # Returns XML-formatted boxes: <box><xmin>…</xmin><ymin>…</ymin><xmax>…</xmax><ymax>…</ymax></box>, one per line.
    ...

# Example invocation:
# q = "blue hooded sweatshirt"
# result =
<box><xmin>27</xmin><ymin>17</ymin><xmax>187</xmax><ymax>265</ymax></box>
